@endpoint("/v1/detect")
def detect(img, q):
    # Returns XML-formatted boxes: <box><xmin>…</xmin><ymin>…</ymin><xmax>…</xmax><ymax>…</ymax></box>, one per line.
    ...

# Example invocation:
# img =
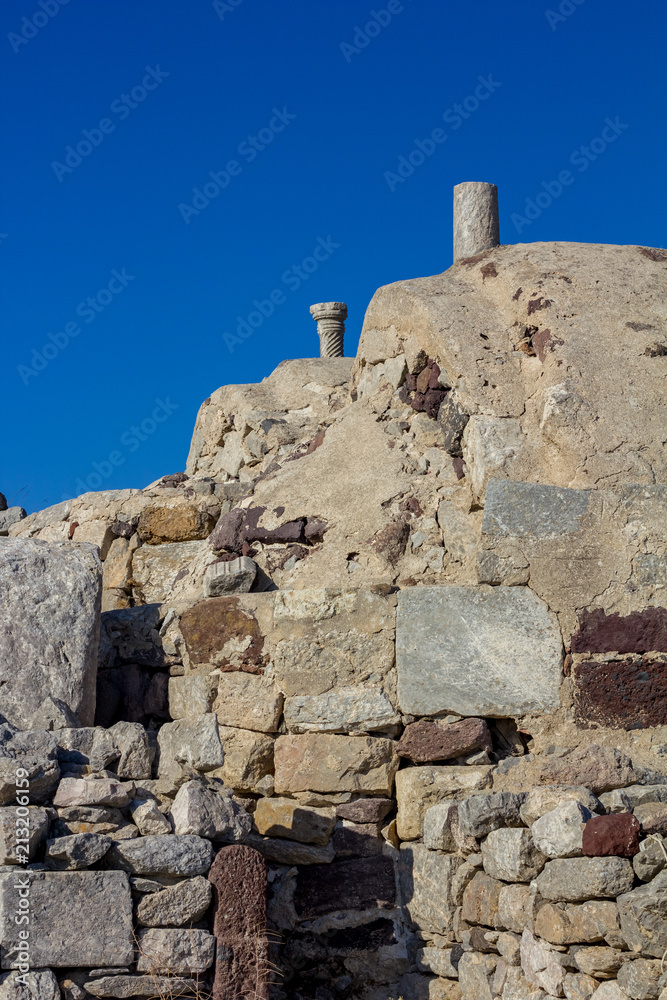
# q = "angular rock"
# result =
<box><xmin>534</xmin><ymin>857</ymin><xmax>635</xmax><ymax>902</ymax></box>
<box><xmin>458</xmin><ymin>792</ymin><xmax>525</xmax><ymax>838</ymax></box>
<box><xmin>246</xmin><ymin>832</ymin><xmax>335</xmax><ymax>865</ymax></box>
<box><xmin>617</xmin><ymin>870</ymin><xmax>667</xmax><ymax>958</ymax></box>
<box><xmin>274</xmin><ymin>734</ymin><xmax>399</xmax><ymax>795</ymax></box>
<box><xmin>633</xmin><ymin>837</ymin><xmax>667</xmax><ymax>882</ymax></box>
<box><xmin>482</xmin><ymin>828</ymin><xmax>547</xmax><ymax>882</ymax></box>
<box><xmin>600</xmin><ymin>785</ymin><xmax>667</xmax><ymax>813</ymax></box>
<box><xmin>136</xmin><ymin>875</ymin><xmax>212</xmax><ymax>927</ymax></box>
<box><xmin>563</xmin><ymin>973</ymin><xmax>600</xmax><ymax>1000</ymax></box>
<box><xmin>108</xmin><ymin>722</ymin><xmax>152</xmax><ymax>780</ymax></box>
<box><xmin>157</xmin><ymin>714</ymin><xmax>224</xmax><ymax>774</ymax></box>
<box><xmin>0</xmin><ymin>870</ymin><xmax>133</xmax><ymax>968</ymax></box>
<box><xmin>395</xmin><ymin>765</ymin><xmax>492</xmax><ymax>841</ymax></box>
<box><xmin>84</xmin><ymin>976</ymin><xmax>198</xmax><ymax>998</ymax></box>
<box><xmin>295</xmin><ymin>854</ymin><xmax>395</xmax><ymax>918</ymax></box>
<box><xmin>498</xmin><ymin>883</ymin><xmax>543</xmax><ymax>934</ymax></box>
<box><xmin>534</xmin><ymin>746</ymin><xmax>640</xmax><ymax>796</ymax></box>
<box><xmin>213</xmin><ymin>672</ymin><xmax>282</xmax><ymax>733</ymax></box>
<box><xmin>497</xmin><ymin>932</ymin><xmax>522</xmax><ymax>966</ymax></box>
<box><xmin>209</xmin><ymin>726</ymin><xmax>274</xmax><ymax>794</ymax></box>
<box><xmin>590</xmin><ymin>985</ymin><xmax>628</xmax><ymax>1000</ymax></box>
<box><xmin>534</xmin><ymin>900</ymin><xmax>624</xmax><ymax>947</ymax></box>
<box><xmin>482</xmin><ymin>479</ymin><xmax>589</xmax><ymax>538</ymax></box>
<box><xmin>0</xmin><ymin>970</ymin><xmax>60</xmax><ymax>1000</ymax></box>
<box><xmin>168</xmin><ymin>673</ymin><xmax>218</xmax><ymax>720</ymax></box>
<box><xmin>53</xmin><ymin>777</ymin><xmax>134</xmax><ymax>809</ymax></box>
<box><xmin>416</xmin><ymin>947</ymin><xmax>461</xmax><ymax>978</ymax></box>
<box><xmin>0</xmin><ymin>806</ymin><xmax>49</xmax><ymax>864</ymax></box>
<box><xmin>458</xmin><ymin>951</ymin><xmax>497</xmax><ymax>1000</ymax></box>
<box><xmin>104</xmin><ymin>834</ymin><xmax>214</xmax><ymax>876</ymax></box>
<box><xmin>461</xmin><ymin>871</ymin><xmax>503</xmax><ymax>928</ymax></box>
<box><xmin>398</xmin><ymin>718</ymin><xmax>492</xmax><ymax>763</ymax></box>
<box><xmin>137</xmin><ymin>506</ymin><xmax>215</xmax><ymax>545</ymax></box>
<box><xmin>582</xmin><ymin>813</ymin><xmax>640</xmax><ymax>857</ymax></box>
<box><xmin>336</xmin><ymin>797</ymin><xmax>393</xmax><ymax>825</ymax></box>
<box><xmin>129</xmin><ymin>798</ymin><xmax>172</xmax><ymax>836</ymax></box>
<box><xmin>633</xmin><ymin>803</ymin><xmax>667</xmax><ymax>835</ymax></box>
<box><xmin>617</xmin><ymin>958</ymin><xmax>664</xmax><ymax>1000</ymax></box>
<box><xmin>135</xmin><ymin>928</ymin><xmax>215</xmax><ymax>974</ymax></box>
<box><xmin>570</xmin><ymin>945</ymin><xmax>626</xmax><ymax>978</ymax></box>
<box><xmin>170</xmin><ymin>780</ymin><xmax>251</xmax><ymax>842</ymax></box>
<box><xmin>0</xmin><ymin>539</ymin><xmax>101</xmax><ymax>729</ymax></box>
<box><xmin>209</xmin><ymin>845</ymin><xmax>269</xmax><ymax>1000</ymax></box>
<box><xmin>283</xmin><ymin>686</ymin><xmax>399</xmax><ymax>734</ymax></box>
<box><xmin>132</xmin><ymin>540</ymin><xmax>206</xmax><ymax>604</ymax></box>
<box><xmin>45</xmin><ymin>832</ymin><xmax>112</xmax><ymax>869</ymax></box>
<box><xmin>520</xmin><ymin>928</ymin><xmax>567</xmax><ymax>997</ymax></box>
<box><xmin>203</xmin><ymin>556</ymin><xmax>257</xmax><ymax>596</ymax></box>
<box><xmin>331</xmin><ymin>819</ymin><xmax>381</xmax><ymax>857</ymax></box>
<box><xmin>396</xmin><ymin>585</ymin><xmax>562</xmax><ymax>717</ymax></box>
<box><xmin>253</xmin><ymin>797</ymin><xmax>335</xmax><ymax>845</ymax></box>
<box><xmin>423</xmin><ymin>801</ymin><xmax>458</xmax><ymax>852</ymax></box>
<box><xmin>56</xmin><ymin>727</ymin><xmax>119</xmax><ymax>772</ymax></box>
<box><xmin>520</xmin><ymin>786</ymin><xmax>602</xmax><ymax>826</ymax></box>
<box><xmin>531</xmin><ymin>801</ymin><xmax>592</xmax><ymax>858</ymax></box>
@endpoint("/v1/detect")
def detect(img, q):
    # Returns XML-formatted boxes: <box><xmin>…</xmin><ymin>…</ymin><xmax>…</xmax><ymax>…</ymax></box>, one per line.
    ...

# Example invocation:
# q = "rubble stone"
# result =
<box><xmin>274</xmin><ymin>734</ymin><xmax>399</xmax><ymax>795</ymax></box>
<box><xmin>461</xmin><ymin>871</ymin><xmax>503</xmax><ymax>928</ymax></box>
<box><xmin>170</xmin><ymin>780</ymin><xmax>252</xmax><ymax>841</ymax></box>
<box><xmin>105</xmin><ymin>834</ymin><xmax>215</xmax><ymax>876</ymax></box>
<box><xmin>617</xmin><ymin>871</ymin><xmax>667</xmax><ymax>958</ymax></box>
<box><xmin>458</xmin><ymin>792</ymin><xmax>525</xmax><ymax>839</ymax></box>
<box><xmin>253</xmin><ymin>797</ymin><xmax>336</xmax><ymax>845</ymax></box>
<box><xmin>582</xmin><ymin>814</ymin><xmax>641</xmax><ymax>858</ymax></box>
<box><xmin>531</xmin><ymin>801</ymin><xmax>592</xmax><ymax>858</ymax></box>
<box><xmin>534</xmin><ymin>857</ymin><xmax>635</xmax><ymax>902</ymax></box>
<box><xmin>397</xmin><ymin>718</ymin><xmax>492</xmax><ymax>763</ymax></box>
<box><xmin>213</xmin><ymin>672</ymin><xmax>282</xmax><ymax>733</ymax></box>
<box><xmin>157</xmin><ymin>714</ymin><xmax>224</xmax><ymax>774</ymax></box>
<box><xmin>482</xmin><ymin>828</ymin><xmax>547</xmax><ymax>882</ymax></box>
<box><xmin>135</xmin><ymin>928</ymin><xmax>215</xmax><ymax>974</ymax></box>
<box><xmin>135</xmin><ymin>875</ymin><xmax>212</xmax><ymax>927</ymax></box>
<box><xmin>396</xmin><ymin>765</ymin><xmax>492</xmax><ymax>840</ymax></box>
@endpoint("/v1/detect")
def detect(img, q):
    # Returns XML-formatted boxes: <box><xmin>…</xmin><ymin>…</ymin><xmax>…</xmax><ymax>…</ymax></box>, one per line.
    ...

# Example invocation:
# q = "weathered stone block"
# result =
<box><xmin>461</xmin><ymin>871</ymin><xmax>503</xmax><ymax>928</ymax></box>
<box><xmin>531</xmin><ymin>801</ymin><xmax>591</xmax><ymax>858</ymax></box>
<box><xmin>573</xmin><ymin>657</ymin><xmax>667</xmax><ymax>730</ymax></box>
<box><xmin>157</xmin><ymin>714</ymin><xmax>224</xmax><ymax>774</ymax></box>
<box><xmin>246</xmin><ymin>832</ymin><xmax>335</xmax><ymax>865</ymax></box>
<box><xmin>534</xmin><ymin>900</ymin><xmax>623</xmax><ymax>947</ymax></box>
<box><xmin>395</xmin><ymin>766</ymin><xmax>492</xmax><ymax>841</ymax></box>
<box><xmin>617</xmin><ymin>958</ymin><xmax>664</xmax><ymax>1000</ymax></box>
<box><xmin>0</xmin><ymin>539</ymin><xmax>101</xmax><ymax>729</ymax></box>
<box><xmin>482</xmin><ymin>479</ymin><xmax>589</xmax><ymax>538</ymax></box>
<box><xmin>167</xmin><ymin>674</ymin><xmax>217</xmax><ymax>720</ymax></box>
<box><xmin>520</xmin><ymin>786</ymin><xmax>602</xmax><ymax>826</ymax></box>
<box><xmin>423</xmin><ymin>801</ymin><xmax>457</xmax><ymax>852</ymax></box>
<box><xmin>44</xmin><ymin>832</ymin><xmax>112</xmax><ymax>869</ymax></box>
<box><xmin>458</xmin><ymin>950</ymin><xmax>497</xmax><ymax>1000</ymax></box>
<box><xmin>135</xmin><ymin>876</ymin><xmax>212</xmax><ymax>927</ymax></box>
<box><xmin>274</xmin><ymin>734</ymin><xmax>399</xmax><ymax>795</ymax></box>
<box><xmin>209</xmin><ymin>845</ymin><xmax>268</xmax><ymax>1000</ymax></box>
<box><xmin>398</xmin><ymin>718</ymin><xmax>492</xmax><ymax>763</ymax></box>
<box><xmin>0</xmin><ymin>807</ymin><xmax>49</xmax><ymax>864</ymax></box>
<box><xmin>582</xmin><ymin>813</ymin><xmax>640</xmax><ymax>857</ymax></box>
<box><xmin>633</xmin><ymin>802</ymin><xmax>667</xmax><ymax>835</ymax></box>
<box><xmin>135</xmin><ymin>928</ymin><xmax>215</xmax><ymax>974</ymax></box>
<box><xmin>283</xmin><ymin>686</ymin><xmax>399</xmax><ymax>734</ymax></box>
<box><xmin>203</xmin><ymin>556</ymin><xmax>256</xmax><ymax>596</ymax></box>
<box><xmin>53</xmin><ymin>778</ymin><xmax>134</xmax><ymax>809</ymax></box>
<box><xmin>0</xmin><ymin>870</ymin><xmax>133</xmax><ymax>968</ymax></box>
<box><xmin>104</xmin><ymin>834</ymin><xmax>214</xmax><ymax>876</ymax></box>
<box><xmin>132</xmin><ymin>541</ymin><xmax>206</xmax><ymax>604</ymax></box>
<box><xmin>129</xmin><ymin>798</ymin><xmax>172</xmax><ymax>836</ymax></box>
<box><xmin>617</xmin><ymin>871</ymin><xmax>667</xmax><ymax>958</ymax></box>
<box><xmin>170</xmin><ymin>780</ymin><xmax>251</xmax><ymax>841</ymax></box>
<box><xmin>253</xmin><ymin>797</ymin><xmax>335</xmax><ymax>845</ymax></box>
<box><xmin>520</xmin><ymin>928</ymin><xmax>568</xmax><ymax>997</ymax></box>
<box><xmin>396</xmin><ymin>586</ymin><xmax>562</xmax><ymax>717</ymax></box>
<box><xmin>482</xmin><ymin>828</ymin><xmax>547</xmax><ymax>882</ymax></box>
<box><xmin>209</xmin><ymin>726</ymin><xmax>274</xmax><ymax>794</ymax></box>
<box><xmin>498</xmin><ymin>883</ymin><xmax>542</xmax><ymax>934</ymax></box>
<box><xmin>570</xmin><ymin>945</ymin><xmax>627</xmax><ymax>978</ymax></box>
<box><xmin>458</xmin><ymin>792</ymin><xmax>524</xmax><ymax>838</ymax></box>
<box><xmin>331</xmin><ymin>819</ymin><xmax>382</xmax><ymax>857</ymax></box>
<box><xmin>84</xmin><ymin>976</ymin><xmax>198</xmax><ymax>998</ymax></box>
<box><xmin>534</xmin><ymin>857</ymin><xmax>635</xmax><ymax>902</ymax></box>
<box><xmin>213</xmin><ymin>672</ymin><xmax>282</xmax><ymax>733</ymax></box>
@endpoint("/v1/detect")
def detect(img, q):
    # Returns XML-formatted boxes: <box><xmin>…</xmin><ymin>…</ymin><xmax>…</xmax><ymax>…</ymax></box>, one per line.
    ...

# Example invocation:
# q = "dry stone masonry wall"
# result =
<box><xmin>0</xmin><ymin>238</ymin><xmax>666</xmax><ymax>1000</ymax></box>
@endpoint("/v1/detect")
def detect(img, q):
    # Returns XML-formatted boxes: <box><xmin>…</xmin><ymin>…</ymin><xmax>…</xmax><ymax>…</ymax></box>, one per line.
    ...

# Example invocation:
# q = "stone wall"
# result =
<box><xmin>1</xmin><ymin>239</ymin><xmax>666</xmax><ymax>1000</ymax></box>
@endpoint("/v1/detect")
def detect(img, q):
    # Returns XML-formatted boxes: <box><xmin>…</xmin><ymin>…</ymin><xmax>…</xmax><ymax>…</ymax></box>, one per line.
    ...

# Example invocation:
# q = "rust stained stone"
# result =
<box><xmin>209</xmin><ymin>845</ymin><xmax>269</xmax><ymax>1000</ymax></box>
<box><xmin>397</xmin><ymin>718</ymin><xmax>492</xmax><ymax>763</ymax></box>
<box><xmin>582</xmin><ymin>814</ymin><xmax>640</xmax><ymax>858</ymax></box>
<box><xmin>571</xmin><ymin>607</ymin><xmax>667</xmax><ymax>654</ymax></box>
<box><xmin>179</xmin><ymin>597</ymin><xmax>268</xmax><ymax>673</ymax></box>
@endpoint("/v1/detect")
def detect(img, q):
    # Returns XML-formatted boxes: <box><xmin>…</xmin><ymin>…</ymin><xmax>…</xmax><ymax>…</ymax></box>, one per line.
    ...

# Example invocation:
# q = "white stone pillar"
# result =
<box><xmin>310</xmin><ymin>302</ymin><xmax>347</xmax><ymax>358</ymax></box>
<box><xmin>453</xmin><ymin>182</ymin><xmax>499</xmax><ymax>261</ymax></box>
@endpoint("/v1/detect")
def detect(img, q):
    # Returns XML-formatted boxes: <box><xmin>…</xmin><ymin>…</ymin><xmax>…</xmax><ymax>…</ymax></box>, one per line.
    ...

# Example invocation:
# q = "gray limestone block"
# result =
<box><xmin>617</xmin><ymin>870</ymin><xmax>667</xmax><ymax>958</ymax></box>
<box><xmin>534</xmin><ymin>857</ymin><xmax>635</xmax><ymax>902</ymax></box>
<box><xmin>481</xmin><ymin>478</ymin><xmax>589</xmax><ymax>538</ymax></box>
<box><xmin>135</xmin><ymin>928</ymin><xmax>215</xmax><ymax>974</ymax></box>
<box><xmin>104</xmin><ymin>834</ymin><xmax>215</xmax><ymax>876</ymax></box>
<box><xmin>0</xmin><ymin>870</ymin><xmax>133</xmax><ymax>968</ymax></box>
<box><xmin>457</xmin><ymin>792</ymin><xmax>525</xmax><ymax>838</ymax></box>
<box><xmin>0</xmin><ymin>539</ymin><xmax>102</xmax><ymax>729</ymax></box>
<box><xmin>0</xmin><ymin>508</ymin><xmax>27</xmax><ymax>536</ymax></box>
<box><xmin>203</xmin><ymin>556</ymin><xmax>257</xmax><ymax>596</ymax></box>
<box><xmin>0</xmin><ymin>969</ymin><xmax>60</xmax><ymax>1000</ymax></box>
<box><xmin>453</xmin><ymin>181</ymin><xmax>499</xmax><ymax>261</ymax></box>
<box><xmin>83</xmin><ymin>976</ymin><xmax>198</xmax><ymax>998</ymax></box>
<box><xmin>135</xmin><ymin>875</ymin><xmax>212</xmax><ymax>927</ymax></box>
<box><xmin>396</xmin><ymin>585</ymin><xmax>562</xmax><ymax>717</ymax></box>
<box><xmin>170</xmin><ymin>779</ymin><xmax>252</xmax><ymax>841</ymax></box>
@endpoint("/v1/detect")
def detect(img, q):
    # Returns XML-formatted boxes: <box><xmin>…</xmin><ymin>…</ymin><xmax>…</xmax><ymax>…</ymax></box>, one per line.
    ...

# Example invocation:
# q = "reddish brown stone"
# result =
<box><xmin>294</xmin><ymin>855</ymin><xmax>395</xmax><ymax>919</ymax></box>
<box><xmin>397</xmin><ymin>718</ymin><xmax>492</xmax><ymax>763</ymax></box>
<box><xmin>209</xmin><ymin>844</ymin><xmax>268</xmax><ymax>1000</ymax></box>
<box><xmin>336</xmin><ymin>797</ymin><xmax>393</xmax><ymax>824</ymax></box>
<box><xmin>209</xmin><ymin>508</ymin><xmax>245</xmax><ymax>553</ymax></box>
<box><xmin>573</xmin><ymin>658</ymin><xmax>667</xmax><ymax>729</ymax></box>
<box><xmin>368</xmin><ymin>517</ymin><xmax>410</xmax><ymax>567</ymax></box>
<box><xmin>582</xmin><ymin>813</ymin><xmax>640</xmax><ymax>858</ymax></box>
<box><xmin>179</xmin><ymin>597</ymin><xmax>267</xmax><ymax>672</ymax></box>
<box><xmin>571</xmin><ymin>607</ymin><xmax>667</xmax><ymax>654</ymax></box>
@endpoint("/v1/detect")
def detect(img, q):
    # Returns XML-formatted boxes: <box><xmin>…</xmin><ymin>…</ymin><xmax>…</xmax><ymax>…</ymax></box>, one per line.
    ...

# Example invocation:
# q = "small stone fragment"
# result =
<box><xmin>571</xmin><ymin>946</ymin><xmax>627</xmax><ymax>978</ymax></box>
<box><xmin>633</xmin><ymin>803</ymin><xmax>667</xmax><ymax>835</ymax></box>
<box><xmin>423</xmin><ymin>800</ymin><xmax>457</xmax><ymax>852</ymax></box>
<box><xmin>157</xmin><ymin>714</ymin><xmax>224</xmax><ymax>774</ymax></box>
<box><xmin>520</xmin><ymin>786</ymin><xmax>602</xmax><ymax>826</ymax></box>
<box><xmin>563</xmin><ymin>972</ymin><xmax>599</xmax><ymax>1000</ymax></box>
<box><xmin>457</xmin><ymin>792</ymin><xmax>525</xmax><ymax>838</ymax></box>
<box><xmin>53</xmin><ymin>777</ymin><xmax>135</xmax><ymax>808</ymax></box>
<box><xmin>203</xmin><ymin>556</ymin><xmax>257</xmax><ymax>596</ymax></box>
<box><xmin>520</xmin><ymin>928</ymin><xmax>568</xmax><ymax>997</ymax></box>
<box><xmin>461</xmin><ymin>871</ymin><xmax>503</xmax><ymax>928</ymax></box>
<box><xmin>617</xmin><ymin>958</ymin><xmax>663</xmax><ymax>1000</ymax></box>
<box><xmin>129</xmin><ymin>798</ymin><xmax>172</xmax><ymax>836</ymax></box>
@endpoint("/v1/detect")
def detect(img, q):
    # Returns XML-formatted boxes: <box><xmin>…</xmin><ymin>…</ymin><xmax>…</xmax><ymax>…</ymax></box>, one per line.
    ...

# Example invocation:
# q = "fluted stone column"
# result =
<box><xmin>310</xmin><ymin>302</ymin><xmax>347</xmax><ymax>358</ymax></box>
<box><xmin>453</xmin><ymin>182</ymin><xmax>499</xmax><ymax>261</ymax></box>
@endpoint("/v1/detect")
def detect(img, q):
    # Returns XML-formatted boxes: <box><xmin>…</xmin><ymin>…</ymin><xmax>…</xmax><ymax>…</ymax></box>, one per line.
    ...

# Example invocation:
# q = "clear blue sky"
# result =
<box><xmin>2</xmin><ymin>0</ymin><xmax>665</xmax><ymax>513</ymax></box>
